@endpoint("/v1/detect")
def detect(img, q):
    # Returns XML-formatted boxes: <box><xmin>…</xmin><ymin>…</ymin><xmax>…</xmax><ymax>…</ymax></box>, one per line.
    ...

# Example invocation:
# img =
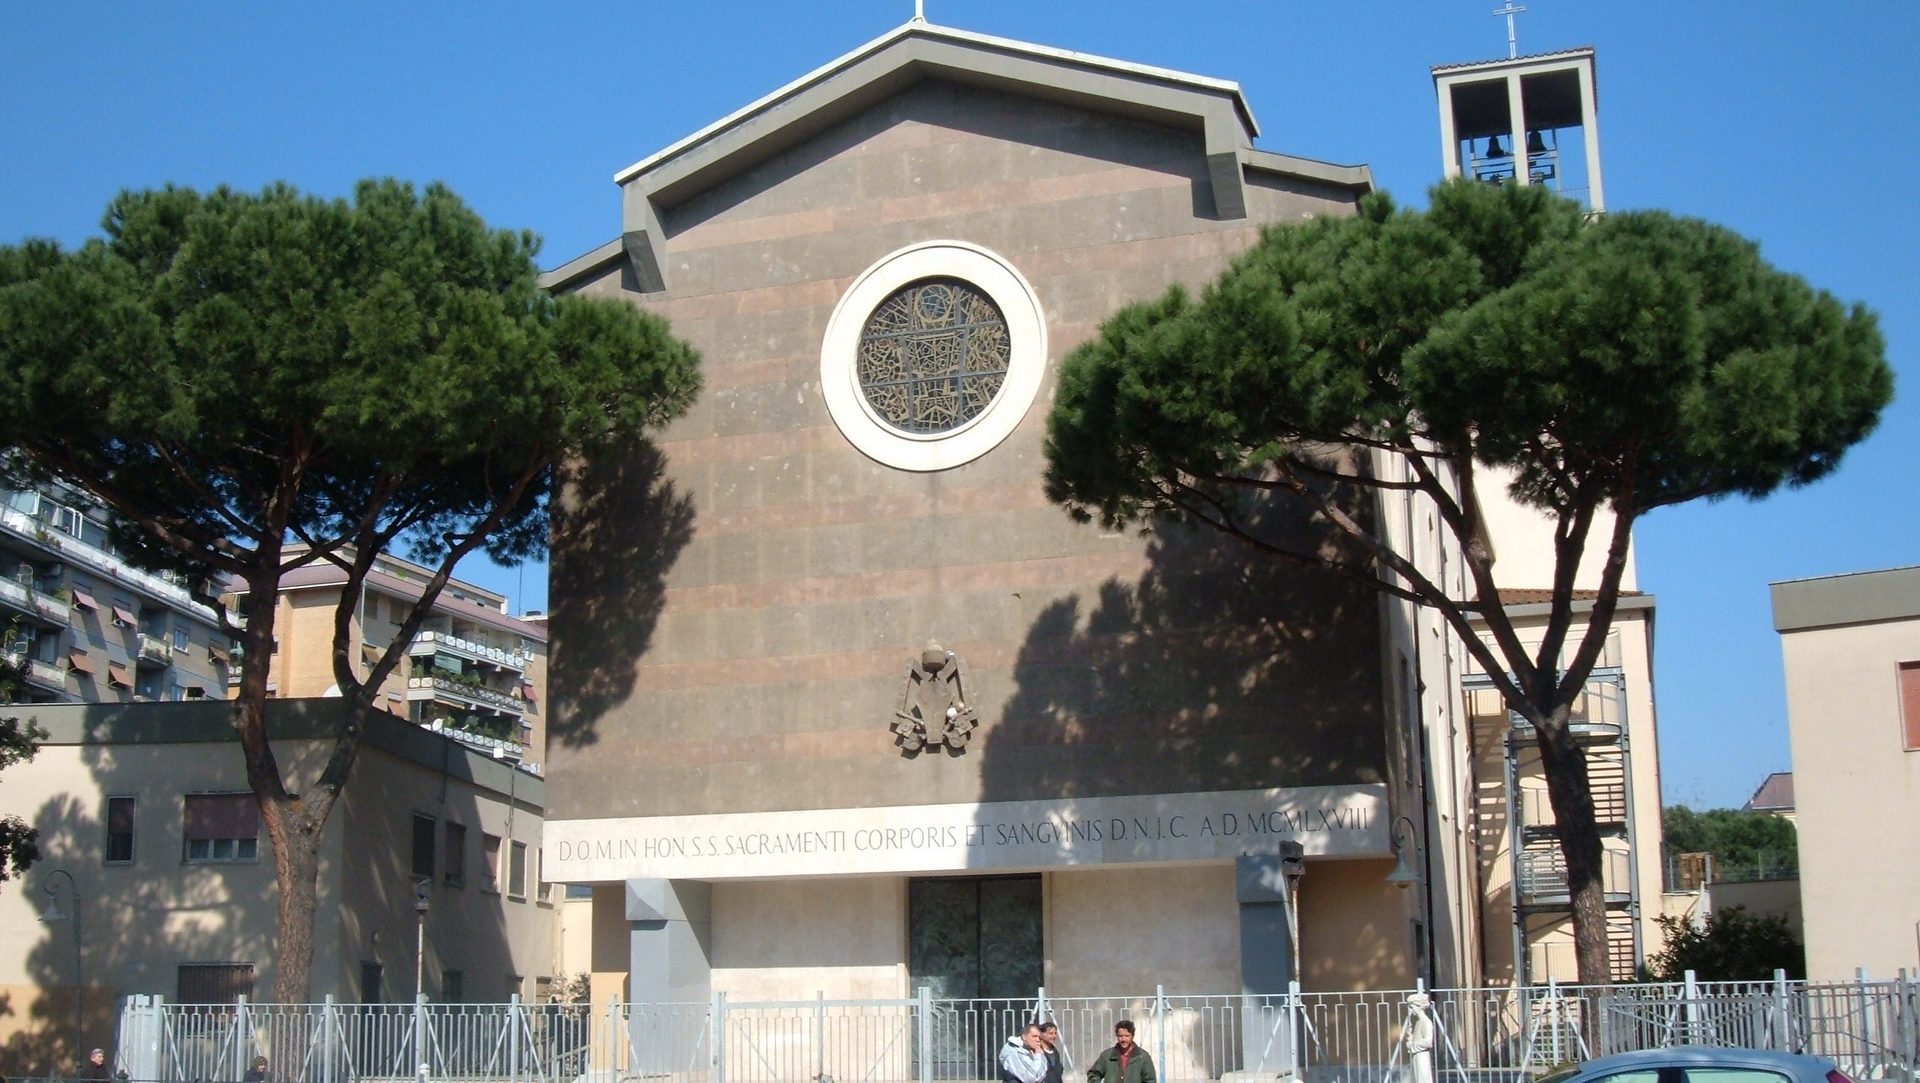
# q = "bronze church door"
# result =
<box><xmin>909</xmin><ymin>875</ymin><xmax>1044</xmax><ymax>1079</ymax></box>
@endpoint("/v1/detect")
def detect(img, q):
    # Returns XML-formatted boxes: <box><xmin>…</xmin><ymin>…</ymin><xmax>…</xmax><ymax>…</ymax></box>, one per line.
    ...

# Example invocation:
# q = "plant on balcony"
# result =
<box><xmin>0</xmin><ymin>180</ymin><xmax>701</xmax><ymax>1001</ymax></box>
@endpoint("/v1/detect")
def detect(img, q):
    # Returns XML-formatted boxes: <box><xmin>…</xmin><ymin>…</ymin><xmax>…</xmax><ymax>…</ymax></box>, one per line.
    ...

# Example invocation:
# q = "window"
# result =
<box><xmin>820</xmin><ymin>242</ymin><xmax>1047</xmax><ymax>472</ymax></box>
<box><xmin>360</xmin><ymin>962</ymin><xmax>384</xmax><ymax>1004</ymax></box>
<box><xmin>1901</xmin><ymin>661</ymin><xmax>1920</xmax><ymax>751</ymax></box>
<box><xmin>183</xmin><ymin>793</ymin><xmax>259</xmax><ymax>863</ymax></box>
<box><xmin>172</xmin><ymin>625</ymin><xmax>190</xmax><ymax>652</ymax></box>
<box><xmin>482</xmin><ymin>833</ymin><xmax>501</xmax><ymax>893</ymax></box>
<box><xmin>46</xmin><ymin>501</ymin><xmax>82</xmax><ymax>537</ymax></box>
<box><xmin>508</xmin><ymin>841</ymin><xmax>528</xmax><ymax>900</ymax></box>
<box><xmin>106</xmin><ymin>796</ymin><xmax>135</xmax><ymax>864</ymax></box>
<box><xmin>441</xmin><ymin>969</ymin><xmax>464</xmax><ymax>1003</ymax></box>
<box><xmin>411</xmin><ymin>814</ymin><xmax>436</xmax><ymax>879</ymax></box>
<box><xmin>177</xmin><ymin>962</ymin><xmax>255</xmax><ymax>1004</ymax></box>
<box><xmin>443</xmin><ymin>822</ymin><xmax>466</xmax><ymax>886</ymax></box>
<box><xmin>111</xmin><ymin>602</ymin><xmax>136</xmax><ymax>628</ymax></box>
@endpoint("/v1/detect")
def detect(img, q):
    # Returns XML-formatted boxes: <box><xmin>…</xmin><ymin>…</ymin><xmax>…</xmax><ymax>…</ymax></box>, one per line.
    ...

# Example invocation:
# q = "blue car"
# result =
<box><xmin>1541</xmin><ymin>1047</ymin><xmax>1854</xmax><ymax>1083</ymax></box>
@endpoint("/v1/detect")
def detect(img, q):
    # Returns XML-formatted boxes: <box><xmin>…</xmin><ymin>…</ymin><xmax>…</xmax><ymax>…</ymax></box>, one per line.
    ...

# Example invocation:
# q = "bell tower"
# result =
<box><xmin>1433</xmin><ymin>34</ymin><xmax>1604</xmax><ymax>213</ymax></box>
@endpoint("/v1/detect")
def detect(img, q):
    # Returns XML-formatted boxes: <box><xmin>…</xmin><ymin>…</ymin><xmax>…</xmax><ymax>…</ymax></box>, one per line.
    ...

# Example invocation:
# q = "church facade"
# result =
<box><xmin>537</xmin><ymin>20</ymin><xmax>1649</xmax><ymax>1009</ymax></box>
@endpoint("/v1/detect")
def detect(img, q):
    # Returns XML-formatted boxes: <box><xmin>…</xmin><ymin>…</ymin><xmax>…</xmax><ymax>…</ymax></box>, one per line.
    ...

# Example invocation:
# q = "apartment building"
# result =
<box><xmin>238</xmin><ymin>549</ymin><xmax>549</xmax><ymax>773</ymax></box>
<box><xmin>0</xmin><ymin>478</ymin><xmax>228</xmax><ymax>707</ymax></box>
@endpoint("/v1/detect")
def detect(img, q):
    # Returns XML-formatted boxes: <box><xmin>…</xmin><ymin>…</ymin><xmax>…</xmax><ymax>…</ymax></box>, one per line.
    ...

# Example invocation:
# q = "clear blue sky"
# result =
<box><xmin>3</xmin><ymin>2</ymin><xmax>1914</xmax><ymax>810</ymax></box>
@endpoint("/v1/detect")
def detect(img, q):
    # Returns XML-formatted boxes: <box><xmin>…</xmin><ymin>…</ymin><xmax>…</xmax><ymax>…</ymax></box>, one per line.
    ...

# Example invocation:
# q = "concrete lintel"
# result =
<box><xmin>1240</xmin><ymin>148</ymin><xmax>1374</xmax><ymax>193</ymax></box>
<box><xmin>538</xmin><ymin>239</ymin><xmax>624</xmax><ymax>294</ymax></box>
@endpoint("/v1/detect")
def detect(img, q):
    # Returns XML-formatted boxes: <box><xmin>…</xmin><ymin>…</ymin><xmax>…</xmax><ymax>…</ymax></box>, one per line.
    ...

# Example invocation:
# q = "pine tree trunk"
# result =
<box><xmin>1534</xmin><ymin>713</ymin><xmax>1614</xmax><ymax>987</ymax></box>
<box><xmin>262</xmin><ymin>797</ymin><xmax>321</xmax><ymax>1003</ymax></box>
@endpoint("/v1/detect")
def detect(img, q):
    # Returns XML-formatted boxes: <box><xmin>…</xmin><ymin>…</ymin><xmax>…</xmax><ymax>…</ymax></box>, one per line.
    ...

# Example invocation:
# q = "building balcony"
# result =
<box><xmin>406</xmin><ymin>630</ymin><xmax>531</xmax><ymax>672</ymax></box>
<box><xmin>5</xmin><ymin>650</ymin><xmax>71</xmax><ymax>696</ymax></box>
<box><xmin>0</xmin><ymin>577</ymin><xmax>70</xmax><ymax>628</ymax></box>
<box><xmin>0</xmin><ymin>505</ymin><xmax>217</xmax><ymax>622</ymax></box>
<box><xmin>406</xmin><ymin>675</ymin><xmax>526</xmax><ymax>715</ymax></box>
<box><xmin>135</xmin><ymin>634</ymin><xmax>174</xmax><ymax>668</ymax></box>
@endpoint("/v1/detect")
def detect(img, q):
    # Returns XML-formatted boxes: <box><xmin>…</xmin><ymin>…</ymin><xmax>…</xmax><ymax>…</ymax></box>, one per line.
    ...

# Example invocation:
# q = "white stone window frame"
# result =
<box><xmin>821</xmin><ymin>241</ymin><xmax>1047</xmax><ymax>472</ymax></box>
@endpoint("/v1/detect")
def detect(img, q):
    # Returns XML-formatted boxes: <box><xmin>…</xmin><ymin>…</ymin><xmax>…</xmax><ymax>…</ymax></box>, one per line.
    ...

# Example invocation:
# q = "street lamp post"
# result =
<box><xmin>39</xmin><ymin>867</ymin><xmax>83</xmax><ymax>1069</ymax></box>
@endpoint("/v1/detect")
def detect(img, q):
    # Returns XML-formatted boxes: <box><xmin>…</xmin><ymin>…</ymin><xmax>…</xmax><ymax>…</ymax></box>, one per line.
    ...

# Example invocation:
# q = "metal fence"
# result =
<box><xmin>111</xmin><ymin>973</ymin><xmax>1919</xmax><ymax>1083</ymax></box>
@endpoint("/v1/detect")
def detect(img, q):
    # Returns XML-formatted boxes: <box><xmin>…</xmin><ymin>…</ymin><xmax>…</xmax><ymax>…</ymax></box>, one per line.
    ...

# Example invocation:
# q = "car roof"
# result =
<box><xmin>1576</xmin><ymin>1047</ymin><xmax>1836</xmax><ymax>1076</ymax></box>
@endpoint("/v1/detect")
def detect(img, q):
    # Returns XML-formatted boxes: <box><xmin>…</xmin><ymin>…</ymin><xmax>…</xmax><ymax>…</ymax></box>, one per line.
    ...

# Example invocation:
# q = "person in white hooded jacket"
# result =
<box><xmin>1000</xmin><ymin>1024</ymin><xmax>1049</xmax><ymax>1083</ymax></box>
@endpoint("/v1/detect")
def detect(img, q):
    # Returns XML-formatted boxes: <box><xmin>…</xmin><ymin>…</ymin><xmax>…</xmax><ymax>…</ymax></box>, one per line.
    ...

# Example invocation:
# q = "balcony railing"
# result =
<box><xmin>1516</xmin><ymin>844</ymin><xmax>1632</xmax><ymax>905</ymax></box>
<box><xmin>406</xmin><ymin>675</ymin><xmax>525</xmax><ymax>715</ymax></box>
<box><xmin>0</xmin><ymin>505</ymin><xmax>215</xmax><ymax>619</ymax></box>
<box><xmin>406</xmin><ymin>630</ymin><xmax>532</xmax><ymax>671</ymax></box>
<box><xmin>4</xmin><ymin>650</ymin><xmax>71</xmax><ymax>695</ymax></box>
<box><xmin>136</xmin><ymin>633</ymin><xmax>174</xmax><ymax>667</ymax></box>
<box><xmin>0</xmin><ymin>577</ymin><xmax>71</xmax><ymax>626</ymax></box>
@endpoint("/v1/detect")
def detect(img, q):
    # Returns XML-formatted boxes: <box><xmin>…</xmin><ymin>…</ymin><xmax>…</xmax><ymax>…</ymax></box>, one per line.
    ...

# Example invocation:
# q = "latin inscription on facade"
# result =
<box><xmin>546</xmin><ymin>784</ymin><xmax>1389</xmax><ymax>882</ymax></box>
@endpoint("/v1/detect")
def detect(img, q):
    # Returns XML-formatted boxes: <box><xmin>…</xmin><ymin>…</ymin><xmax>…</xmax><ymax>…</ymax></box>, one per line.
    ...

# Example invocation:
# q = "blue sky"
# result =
<box><xmin>3</xmin><ymin>2</ymin><xmax>1914</xmax><ymax>810</ymax></box>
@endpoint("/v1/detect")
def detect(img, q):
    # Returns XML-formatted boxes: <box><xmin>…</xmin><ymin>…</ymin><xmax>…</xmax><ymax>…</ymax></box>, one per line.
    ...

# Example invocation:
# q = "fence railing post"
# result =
<box><xmin>1893</xmin><ymin>970</ymin><xmax>1915</xmax><ymax>1079</ymax></box>
<box><xmin>1770</xmin><ymin>970</ymin><xmax>1791</xmax><ymax>1052</ymax></box>
<box><xmin>322</xmin><ymin>994</ymin><xmax>338</xmax><ymax>1083</ymax></box>
<box><xmin>1287</xmin><ymin>979</ymin><xmax>1303</xmax><ymax>1081</ymax></box>
<box><xmin>916</xmin><ymin>986</ymin><xmax>932</xmax><ymax>1083</ymax></box>
<box><xmin>1857</xmin><ymin>968</ymin><xmax>1875</xmax><ymax>1069</ymax></box>
<box><xmin>414</xmin><ymin>993</ymin><xmax>430</xmax><ymax>1083</ymax></box>
<box><xmin>815</xmin><ymin>990</ymin><xmax>826</xmax><ymax>1083</ymax></box>
<box><xmin>1681</xmin><ymin>969</ymin><xmax>1700</xmax><ymax>1045</ymax></box>
<box><xmin>231</xmin><ymin>994</ymin><xmax>250</xmax><ymax>1083</ymax></box>
<box><xmin>1155</xmin><ymin>984</ymin><xmax>1167</xmax><ymax>1081</ymax></box>
<box><xmin>508</xmin><ymin>994</ymin><xmax>523</xmax><ymax>1083</ymax></box>
<box><xmin>712</xmin><ymin>989</ymin><xmax>727</xmax><ymax>1083</ymax></box>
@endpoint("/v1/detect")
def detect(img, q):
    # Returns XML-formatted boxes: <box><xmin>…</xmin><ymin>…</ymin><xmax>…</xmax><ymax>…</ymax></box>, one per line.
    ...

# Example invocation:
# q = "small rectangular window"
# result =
<box><xmin>183</xmin><ymin>793</ymin><xmax>260</xmax><ymax>864</ymax></box>
<box><xmin>443</xmin><ymin>822</ymin><xmax>466</xmax><ymax>886</ymax></box>
<box><xmin>1900</xmin><ymin>661</ymin><xmax>1920</xmax><ymax>752</ymax></box>
<box><xmin>172</xmin><ymin>625</ymin><xmax>191</xmax><ymax>652</ymax></box>
<box><xmin>106</xmin><ymin>796</ymin><xmax>135</xmax><ymax>864</ymax></box>
<box><xmin>482</xmin><ymin>833</ymin><xmax>501</xmax><ymax>893</ymax></box>
<box><xmin>441</xmin><ymin>968</ymin><xmax>463</xmax><ymax>1003</ymax></box>
<box><xmin>360</xmin><ymin>961</ymin><xmax>384</xmax><ymax>1004</ymax></box>
<box><xmin>411</xmin><ymin>814</ymin><xmax>436</xmax><ymax>880</ymax></box>
<box><xmin>508</xmin><ymin>841</ymin><xmax>528</xmax><ymax>900</ymax></box>
<box><xmin>177</xmin><ymin>962</ymin><xmax>255</xmax><ymax>1004</ymax></box>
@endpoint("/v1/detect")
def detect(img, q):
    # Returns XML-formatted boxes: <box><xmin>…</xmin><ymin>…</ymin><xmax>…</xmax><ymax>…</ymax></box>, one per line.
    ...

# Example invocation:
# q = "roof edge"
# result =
<box><xmin>615</xmin><ymin>20</ymin><xmax>1259</xmax><ymax>186</ymax></box>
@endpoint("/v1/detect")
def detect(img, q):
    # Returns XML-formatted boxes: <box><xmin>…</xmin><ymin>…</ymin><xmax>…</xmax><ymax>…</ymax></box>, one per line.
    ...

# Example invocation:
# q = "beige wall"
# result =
<box><xmin>0</xmin><ymin>701</ymin><xmax>553</xmax><ymax>1074</ymax></box>
<box><xmin>1777</xmin><ymin>603</ymin><xmax>1920</xmax><ymax>978</ymax></box>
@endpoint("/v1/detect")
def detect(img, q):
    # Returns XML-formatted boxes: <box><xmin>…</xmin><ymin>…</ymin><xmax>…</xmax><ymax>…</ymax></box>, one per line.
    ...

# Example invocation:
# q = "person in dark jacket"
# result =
<box><xmin>1039</xmin><ymin>1020</ymin><xmax>1072</xmax><ymax>1083</ymax></box>
<box><xmin>81</xmin><ymin>1049</ymin><xmax>111</xmax><ymax>1082</ymax></box>
<box><xmin>1085</xmin><ymin>1021</ymin><xmax>1154</xmax><ymax>1083</ymax></box>
<box><xmin>243</xmin><ymin>1055</ymin><xmax>270</xmax><ymax>1083</ymax></box>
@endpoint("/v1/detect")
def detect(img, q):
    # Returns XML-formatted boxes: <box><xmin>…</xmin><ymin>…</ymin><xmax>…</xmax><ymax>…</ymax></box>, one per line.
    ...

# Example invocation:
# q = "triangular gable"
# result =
<box><xmin>544</xmin><ymin>20</ymin><xmax>1369</xmax><ymax>293</ymax></box>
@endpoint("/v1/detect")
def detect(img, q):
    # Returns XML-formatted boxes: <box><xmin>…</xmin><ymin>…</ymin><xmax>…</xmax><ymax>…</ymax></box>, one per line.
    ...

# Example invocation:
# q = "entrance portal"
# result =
<box><xmin>909</xmin><ymin>875</ymin><xmax>1043</xmax><ymax>1079</ymax></box>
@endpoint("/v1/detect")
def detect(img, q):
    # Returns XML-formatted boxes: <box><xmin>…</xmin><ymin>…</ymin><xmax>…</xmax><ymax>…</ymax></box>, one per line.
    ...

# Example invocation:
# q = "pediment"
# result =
<box><xmin>543</xmin><ymin>21</ymin><xmax>1369</xmax><ymax>293</ymax></box>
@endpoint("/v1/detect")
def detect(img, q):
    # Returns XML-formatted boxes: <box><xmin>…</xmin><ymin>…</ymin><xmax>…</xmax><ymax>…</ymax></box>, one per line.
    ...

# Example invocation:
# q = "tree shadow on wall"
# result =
<box><xmin>546</xmin><ymin>438</ymin><xmax>696</xmax><ymax>750</ymax></box>
<box><xmin>975</xmin><ymin>502</ymin><xmax>1390</xmax><ymax>806</ymax></box>
<box><xmin>0</xmin><ymin>791</ymin><xmax>276</xmax><ymax>1079</ymax></box>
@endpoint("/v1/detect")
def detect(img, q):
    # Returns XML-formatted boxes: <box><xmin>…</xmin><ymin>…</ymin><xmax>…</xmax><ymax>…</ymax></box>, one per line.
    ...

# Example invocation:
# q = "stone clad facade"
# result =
<box><xmin>540</xmin><ymin>21</ymin><xmax>1440</xmax><ymax>1006</ymax></box>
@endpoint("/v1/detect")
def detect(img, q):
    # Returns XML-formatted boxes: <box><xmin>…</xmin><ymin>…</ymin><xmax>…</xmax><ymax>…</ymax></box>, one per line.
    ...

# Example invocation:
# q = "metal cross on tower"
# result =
<box><xmin>1492</xmin><ymin>0</ymin><xmax>1528</xmax><ymax>59</ymax></box>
